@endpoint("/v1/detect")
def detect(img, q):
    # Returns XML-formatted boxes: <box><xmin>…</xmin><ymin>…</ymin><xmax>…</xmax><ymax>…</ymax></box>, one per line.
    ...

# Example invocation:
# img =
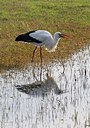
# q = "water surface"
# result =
<box><xmin>0</xmin><ymin>47</ymin><xmax>90</xmax><ymax>128</ymax></box>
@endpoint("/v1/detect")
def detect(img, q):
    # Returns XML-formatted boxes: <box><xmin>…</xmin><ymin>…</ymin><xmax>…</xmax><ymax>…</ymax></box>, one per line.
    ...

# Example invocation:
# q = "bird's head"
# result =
<box><xmin>54</xmin><ymin>32</ymin><xmax>69</xmax><ymax>40</ymax></box>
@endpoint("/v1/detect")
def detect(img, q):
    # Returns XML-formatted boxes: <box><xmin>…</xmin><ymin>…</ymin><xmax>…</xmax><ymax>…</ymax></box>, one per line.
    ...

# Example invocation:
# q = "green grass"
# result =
<box><xmin>0</xmin><ymin>0</ymin><xmax>90</xmax><ymax>72</ymax></box>
<box><xmin>0</xmin><ymin>0</ymin><xmax>90</xmax><ymax>25</ymax></box>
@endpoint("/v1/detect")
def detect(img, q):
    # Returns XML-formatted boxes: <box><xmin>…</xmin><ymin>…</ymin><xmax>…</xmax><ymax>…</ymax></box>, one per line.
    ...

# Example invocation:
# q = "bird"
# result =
<box><xmin>15</xmin><ymin>30</ymin><xmax>69</xmax><ymax>63</ymax></box>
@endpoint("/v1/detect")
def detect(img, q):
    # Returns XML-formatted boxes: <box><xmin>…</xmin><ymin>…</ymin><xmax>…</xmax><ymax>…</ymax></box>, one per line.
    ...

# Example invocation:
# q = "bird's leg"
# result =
<box><xmin>40</xmin><ymin>46</ymin><xmax>42</xmax><ymax>65</ymax></box>
<box><xmin>31</xmin><ymin>46</ymin><xmax>37</xmax><ymax>63</ymax></box>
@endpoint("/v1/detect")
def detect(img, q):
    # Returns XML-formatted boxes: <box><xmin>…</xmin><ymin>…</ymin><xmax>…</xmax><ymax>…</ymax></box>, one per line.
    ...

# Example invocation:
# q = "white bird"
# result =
<box><xmin>15</xmin><ymin>30</ymin><xmax>68</xmax><ymax>63</ymax></box>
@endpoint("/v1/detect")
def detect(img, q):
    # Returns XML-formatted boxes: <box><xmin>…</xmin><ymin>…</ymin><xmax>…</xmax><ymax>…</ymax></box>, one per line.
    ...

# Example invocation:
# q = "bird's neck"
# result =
<box><xmin>45</xmin><ymin>36</ymin><xmax>60</xmax><ymax>52</ymax></box>
<box><xmin>53</xmin><ymin>34</ymin><xmax>60</xmax><ymax>43</ymax></box>
<box><xmin>53</xmin><ymin>36</ymin><xmax>60</xmax><ymax>45</ymax></box>
<box><xmin>46</xmin><ymin>37</ymin><xmax>60</xmax><ymax>52</ymax></box>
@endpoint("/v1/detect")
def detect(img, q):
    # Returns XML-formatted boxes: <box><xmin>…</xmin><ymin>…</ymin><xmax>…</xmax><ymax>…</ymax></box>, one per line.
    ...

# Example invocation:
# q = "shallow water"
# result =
<box><xmin>0</xmin><ymin>47</ymin><xmax>90</xmax><ymax>128</ymax></box>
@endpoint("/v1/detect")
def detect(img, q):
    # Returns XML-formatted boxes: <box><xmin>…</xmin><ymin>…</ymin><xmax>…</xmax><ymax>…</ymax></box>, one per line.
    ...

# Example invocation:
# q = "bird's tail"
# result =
<box><xmin>15</xmin><ymin>34</ymin><xmax>25</xmax><ymax>41</ymax></box>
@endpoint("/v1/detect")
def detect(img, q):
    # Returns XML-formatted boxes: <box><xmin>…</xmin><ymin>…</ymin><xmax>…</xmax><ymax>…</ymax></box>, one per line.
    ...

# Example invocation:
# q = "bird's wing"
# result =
<box><xmin>15</xmin><ymin>30</ymin><xmax>42</xmax><ymax>43</ymax></box>
<box><xmin>28</xmin><ymin>30</ymin><xmax>53</xmax><ymax>42</ymax></box>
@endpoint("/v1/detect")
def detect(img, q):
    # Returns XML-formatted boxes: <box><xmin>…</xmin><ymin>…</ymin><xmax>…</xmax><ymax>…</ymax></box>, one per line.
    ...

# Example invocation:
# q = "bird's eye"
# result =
<box><xmin>58</xmin><ymin>33</ymin><xmax>60</xmax><ymax>37</ymax></box>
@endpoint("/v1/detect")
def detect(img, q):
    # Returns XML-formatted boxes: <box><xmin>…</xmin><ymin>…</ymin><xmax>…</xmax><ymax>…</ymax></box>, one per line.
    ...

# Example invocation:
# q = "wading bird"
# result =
<box><xmin>15</xmin><ymin>30</ymin><xmax>68</xmax><ymax>63</ymax></box>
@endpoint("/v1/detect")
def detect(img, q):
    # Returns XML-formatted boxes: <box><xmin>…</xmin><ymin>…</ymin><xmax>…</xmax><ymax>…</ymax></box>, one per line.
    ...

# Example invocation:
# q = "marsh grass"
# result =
<box><xmin>0</xmin><ymin>0</ymin><xmax>90</xmax><ymax>72</ymax></box>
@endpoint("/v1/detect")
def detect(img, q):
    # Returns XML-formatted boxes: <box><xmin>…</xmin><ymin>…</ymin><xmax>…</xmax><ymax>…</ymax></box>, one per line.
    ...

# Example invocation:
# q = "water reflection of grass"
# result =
<box><xmin>0</xmin><ymin>0</ymin><xmax>90</xmax><ymax>72</ymax></box>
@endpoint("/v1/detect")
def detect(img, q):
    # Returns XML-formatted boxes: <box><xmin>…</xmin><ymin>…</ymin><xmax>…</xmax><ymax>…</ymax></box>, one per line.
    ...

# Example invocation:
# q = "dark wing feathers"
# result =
<box><xmin>15</xmin><ymin>30</ymin><xmax>42</xmax><ymax>43</ymax></box>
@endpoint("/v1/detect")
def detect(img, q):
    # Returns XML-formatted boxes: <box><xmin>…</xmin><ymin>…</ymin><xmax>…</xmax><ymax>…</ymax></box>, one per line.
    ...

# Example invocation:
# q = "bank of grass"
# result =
<box><xmin>0</xmin><ymin>0</ymin><xmax>90</xmax><ymax>72</ymax></box>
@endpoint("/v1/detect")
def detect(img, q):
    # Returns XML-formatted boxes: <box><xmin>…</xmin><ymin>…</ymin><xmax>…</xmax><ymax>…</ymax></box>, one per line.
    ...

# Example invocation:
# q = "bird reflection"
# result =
<box><xmin>15</xmin><ymin>75</ymin><xmax>64</xmax><ymax>96</ymax></box>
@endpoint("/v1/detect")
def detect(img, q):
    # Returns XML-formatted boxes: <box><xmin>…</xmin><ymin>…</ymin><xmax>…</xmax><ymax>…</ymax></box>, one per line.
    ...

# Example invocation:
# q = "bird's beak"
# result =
<box><xmin>60</xmin><ymin>33</ymin><xmax>69</xmax><ymax>39</ymax></box>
